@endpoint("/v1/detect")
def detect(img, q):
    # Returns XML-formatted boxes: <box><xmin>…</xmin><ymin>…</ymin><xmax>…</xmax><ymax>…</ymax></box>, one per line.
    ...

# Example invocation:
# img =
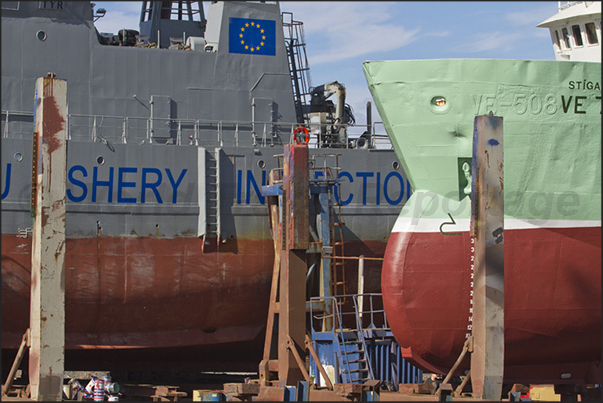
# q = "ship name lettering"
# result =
<box><xmin>568</xmin><ymin>80</ymin><xmax>600</xmax><ymax>91</ymax></box>
<box><xmin>1</xmin><ymin>163</ymin><xmax>11</xmax><ymax>200</ymax></box>
<box><xmin>66</xmin><ymin>165</ymin><xmax>187</xmax><ymax>204</ymax></box>
<box><xmin>237</xmin><ymin>169</ymin><xmax>410</xmax><ymax>206</ymax></box>
<box><xmin>39</xmin><ymin>1</ymin><xmax>64</xmax><ymax>10</ymax></box>
<box><xmin>473</xmin><ymin>93</ymin><xmax>600</xmax><ymax>115</ymax></box>
<box><xmin>560</xmin><ymin>95</ymin><xmax>587</xmax><ymax>114</ymax></box>
<box><xmin>507</xmin><ymin>93</ymin><xmax>558</xmax><ymax>115</ymax></box>
<box><xmin>471</xmin><ymin>94</ymin><xmax>496</xmax><ymax>115</ymax></box>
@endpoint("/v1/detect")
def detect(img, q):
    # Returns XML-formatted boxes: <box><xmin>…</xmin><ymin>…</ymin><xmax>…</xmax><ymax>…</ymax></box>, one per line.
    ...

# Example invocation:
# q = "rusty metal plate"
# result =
<box><xmin>257</xmin><ymin>385</ymin><xmax>285</xmax><ymax>401</ymax></box>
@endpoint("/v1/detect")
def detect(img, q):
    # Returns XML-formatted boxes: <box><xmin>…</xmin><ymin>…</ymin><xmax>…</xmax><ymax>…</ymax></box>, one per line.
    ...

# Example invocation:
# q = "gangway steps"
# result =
<box><xmin>343</xmin><ymin>359</ymin><xmax>367</xmax><ymax>364</ymax></box>
<box><xmin>309</xmin><ymin>295</ymin><xmax>424</xmax><ymax>389</ymax></box>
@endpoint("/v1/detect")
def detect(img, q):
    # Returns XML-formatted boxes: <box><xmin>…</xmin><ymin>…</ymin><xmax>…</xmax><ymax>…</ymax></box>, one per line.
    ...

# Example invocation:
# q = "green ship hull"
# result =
<box><xmin>363</xmin><ymin>59</ymin><xmax>601</xmax><ymax>384</ymax></box>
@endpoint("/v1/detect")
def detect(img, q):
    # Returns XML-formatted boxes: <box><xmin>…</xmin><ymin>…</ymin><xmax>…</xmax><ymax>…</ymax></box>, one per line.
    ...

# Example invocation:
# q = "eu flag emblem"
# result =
<box><xmin>229</xmin><ymin>17</ymin><xmax>276</xmax><ymax>56</ymax></box>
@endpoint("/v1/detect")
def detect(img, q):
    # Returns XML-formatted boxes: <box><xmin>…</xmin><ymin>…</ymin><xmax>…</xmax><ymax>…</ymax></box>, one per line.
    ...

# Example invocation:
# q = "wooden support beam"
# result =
<box><xmin>470</xmin><ymin>114</ymin><xmax>504</xmax><ymax>400</ymax></box>
<box><xmin>29</xmin><ymin>75</ymin><xmax>67</xmax><ymax>401</ymax></box>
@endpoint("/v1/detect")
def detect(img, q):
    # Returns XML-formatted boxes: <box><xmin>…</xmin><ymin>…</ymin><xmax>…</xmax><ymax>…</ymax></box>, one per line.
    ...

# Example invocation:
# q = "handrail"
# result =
<box><xmin>310</xmin><ymin>294</ymin><xmax>388</xmax><ymax>384</ymax></box>
<box><xmin>351</xmin><ymin>297</ymin><xmax>375</xmax><ymax>381</ymax></box>
<box><xmin>558</xmin><ymin>1</ymin><xmax>583</xmax><ymax>11</ymax></box>
<box><xmin>1</xmin><ymin>110</ymin><xmax>393</xmax><ymax>149</ymax></box>
<box><xmin>334</xmin><ymin>300</ymin><xmax>352</xmax><ymax>383</ymax></box>
<box><xmin>310</xmin><ymin>294</ymin><xmax>390</xmax><ymax>333</ymax></box>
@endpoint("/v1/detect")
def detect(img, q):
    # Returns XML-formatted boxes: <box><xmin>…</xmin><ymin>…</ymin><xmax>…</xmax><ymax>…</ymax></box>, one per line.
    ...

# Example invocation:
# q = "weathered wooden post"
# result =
<box><xmin>29</xmin><ymin>75</ymin><xmax>67</xmax><ymax>401</ymax></box>
<box><xmin>470</xmin><ymin>114</ymin><xmax>504</xmax><ymax>400</ymax></box>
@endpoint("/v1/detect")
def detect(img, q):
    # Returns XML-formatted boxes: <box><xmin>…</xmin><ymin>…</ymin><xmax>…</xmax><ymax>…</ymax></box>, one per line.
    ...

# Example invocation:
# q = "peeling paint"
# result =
<box><xmin>29</xmin><ymin>76</ymin><xmax>67</xmax><ymax>400</ymax></box>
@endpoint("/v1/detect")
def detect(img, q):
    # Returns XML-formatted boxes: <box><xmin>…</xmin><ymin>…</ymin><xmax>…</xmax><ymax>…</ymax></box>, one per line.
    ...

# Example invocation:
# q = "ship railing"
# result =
<box><xmin>558</xmin><ymin>1</ymin><xmax>583</xmax><ymax>11</ymax></box>
<box><xmin>2</xmin><ymin>110</ymin><xmax>394</xmax><ymax>149</ymax></box>
<box><xmin>1</xmin><ymin>110</ymin><xmax>34</xmax><ymax>139</ymax></box>
<box><xmin>370</xmin><ymin>121</ymin><xmax>395</xmax><ymax>149</ymax></box>
<box><xmin>310</xmin><ymin>293</ymin><xmax>390</xmax><ymax>334</ymax></box>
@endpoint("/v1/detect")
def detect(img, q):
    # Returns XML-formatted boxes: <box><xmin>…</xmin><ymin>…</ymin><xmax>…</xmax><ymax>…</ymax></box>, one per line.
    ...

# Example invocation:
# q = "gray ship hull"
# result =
<box><xmin>1</xmin><ymin>1</ymin><xmax>406</xmax><ymax>370</ymax></box>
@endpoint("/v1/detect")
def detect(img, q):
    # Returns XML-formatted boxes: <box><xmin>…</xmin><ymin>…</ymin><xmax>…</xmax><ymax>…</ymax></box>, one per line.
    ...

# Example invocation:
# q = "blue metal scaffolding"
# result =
<box><xmin>308</xmin><ymin>293</ymin><xmax>423</xmax><ymax>391</ymax></box>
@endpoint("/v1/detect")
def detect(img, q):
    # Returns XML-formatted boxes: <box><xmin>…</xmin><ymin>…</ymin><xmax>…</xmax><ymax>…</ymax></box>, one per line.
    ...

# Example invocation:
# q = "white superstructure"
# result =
<box><xmin>537</xmin><ymin>1</ymin><xmax>601</xmax><ymax>62</ymax></box>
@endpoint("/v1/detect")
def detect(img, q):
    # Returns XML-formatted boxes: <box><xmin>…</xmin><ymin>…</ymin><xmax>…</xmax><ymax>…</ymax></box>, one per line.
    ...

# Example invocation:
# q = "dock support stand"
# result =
<box><xmin>470</xmin><ymin>114</ymin><xmax>504</xmax><ymax>400</ymax></box>
<box><xmin>29</xmin><ymin>75</ymin><xmax>67</xmax><ymax>401</ymax></box>
<box><xmin>278</xmin><ymin>144</ymin><xmax>309</xmax><ymax>386</ymax></box>
<box><xmin>260</xmin><ymin>147</ymin><xmax>336</xmax><ymax>389</ymax></box>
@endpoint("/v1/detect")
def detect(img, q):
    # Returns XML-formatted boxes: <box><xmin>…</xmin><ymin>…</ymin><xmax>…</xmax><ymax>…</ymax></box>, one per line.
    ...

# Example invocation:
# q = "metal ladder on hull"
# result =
<box><xmin>330</xmin><ymin>179</ymin><xmax>346</xmax><ymax>299</ymax></box>
<box><xmin>282</xmin><ymin>11</ymin><xmax>312</xmax><ymax>124</ymax></box>
<box><xmin>202</xmin><ymin>148</ymin><xmax>220</xmax><ymax>252</ymax></box>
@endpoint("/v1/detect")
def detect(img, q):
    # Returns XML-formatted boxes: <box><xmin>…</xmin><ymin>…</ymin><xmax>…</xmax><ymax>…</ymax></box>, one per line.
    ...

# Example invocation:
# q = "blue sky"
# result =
<box><xmin>92</xmin><ymin>1</ymin><xmax>560</xmax><ymax>130</ymax></box>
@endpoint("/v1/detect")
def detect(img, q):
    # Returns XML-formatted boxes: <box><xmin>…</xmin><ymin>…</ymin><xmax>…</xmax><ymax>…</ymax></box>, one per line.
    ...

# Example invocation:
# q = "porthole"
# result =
<box><xmin>257</xmin><ymin>159</ymin><xmax>266</xmax><ymax>169</ymax></box>
<box><xmin>433</xmin><ymin>96</ymin><xmax>446</xmax><ymax>106</ymax></box>
<box><xmin>96</xmin><ymin>156</ymin><xmax>105</xmax><ymax>165</ymax></box>
<box><xmin>430</xmin><ymin>95</ymin><xmax>450</xmax><ymax>114</ymax></box>
<box><xmin>37</xmin><ymin>30</ymin><xmax>47</xmax><ymax>41</ymax></box>
<box><xmin>14</xmin><ymin>152</ymin><xmax>23</xmax><ymax>162</ymax></box>
<box><xmin>392</xmin><ymin>161</ymin><xmax>400</xmax><ymax>171</ymax></box>
<box><xmin>308</xmin><ymin>159</ymin><xmax>315</xmax><ymax>168</ymax></box>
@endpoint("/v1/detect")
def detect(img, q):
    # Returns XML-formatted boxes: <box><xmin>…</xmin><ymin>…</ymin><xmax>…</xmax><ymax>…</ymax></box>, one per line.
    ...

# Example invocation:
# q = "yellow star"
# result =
<box><xmin>261</xmin><ymin>29</ymin><xmax>264</xmax><ymax>33</ymax></box>
<box><xmin>257</xmin><ymin>24</ymin><xmax>261</xmax><ymax>29</ymax></box>
<box><xmin>251</xmin><ymin>21</ymin><xmax>255</xmax><ymax>26</ymax></box>
<box><xmin>239</xmin><ymin>33</ymin><xmax>243</xmax><ymax>38</ymax></box>
<box><xmin>251</xmin><ymin>47</ymin><xmax>255</xmax><ymax>52</ymax></box>
<box><xmin>256</xmin><ymin>46</ymin><xmax>260</xmax><ymax>50</ymax></box>
<box><xmin>245</xmin><ymin>23</ymin><xmax>249</xmax><ymax>27</ymax></box>
<box><xmin>241</xmin><ymin>27</ymin><xmax>244</xmax><ymax>31</ymax></box>
<box><xmin>260</xmin><ymin>42</ymin><xmax>264</xmax><ymax>46</ymax></box>
<box><xmin>262</xmin><ymin>35</ymin><xmax>266</xmax><ymax>40</ymax></box>
<box><xmin>240</xmin><ymin>40</ymin><xmax>244</xmax><ymax>44</ymax></box>
<box><xmin>245</xmin><ymin>45</ymin><xmax>248</xmax><ymax>49</ymax></box>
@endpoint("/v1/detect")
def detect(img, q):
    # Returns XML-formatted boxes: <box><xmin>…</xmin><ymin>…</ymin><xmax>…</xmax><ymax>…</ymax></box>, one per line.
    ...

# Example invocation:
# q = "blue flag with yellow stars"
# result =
<box><xmin>229</xmin><ymin>17</ymin><xmax>276</xmax><ymax>56</ymax></box>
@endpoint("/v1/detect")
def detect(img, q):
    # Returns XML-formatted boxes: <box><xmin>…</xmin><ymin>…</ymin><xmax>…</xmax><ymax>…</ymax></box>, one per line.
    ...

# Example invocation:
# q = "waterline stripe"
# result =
<box><xmin>392</xmin><ymin>216</ymin><xmax>601</xmax><ymax>234</ymax></box>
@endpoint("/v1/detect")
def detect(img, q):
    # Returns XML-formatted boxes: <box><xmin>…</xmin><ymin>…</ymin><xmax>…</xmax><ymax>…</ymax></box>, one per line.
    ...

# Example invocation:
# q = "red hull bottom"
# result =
<box><xmin>2</xmin><ymin>234</ymin><xmax>385</xmax><ymax>367</ymax></box>
<box><xmin>382</xmin><ymin>226</ymin><xmax>601</xmax><ymax>384</ymax></box>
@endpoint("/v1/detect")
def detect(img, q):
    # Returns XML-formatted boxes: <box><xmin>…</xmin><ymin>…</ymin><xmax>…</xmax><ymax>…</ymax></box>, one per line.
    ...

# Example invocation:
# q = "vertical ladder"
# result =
<box><xmin>282</xmin><ymin>12</ymin><xmax>312</xmax><ymax>124</ymax></box>
<box><xmin>203</xmin><ymin>148</ymin><xmax>220</xmax><ymax>251</ymax></box>
<box><xmin>329</xmin><ymin>173</ymin><xmax>346</xmax><ymax>299</ymax></box>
